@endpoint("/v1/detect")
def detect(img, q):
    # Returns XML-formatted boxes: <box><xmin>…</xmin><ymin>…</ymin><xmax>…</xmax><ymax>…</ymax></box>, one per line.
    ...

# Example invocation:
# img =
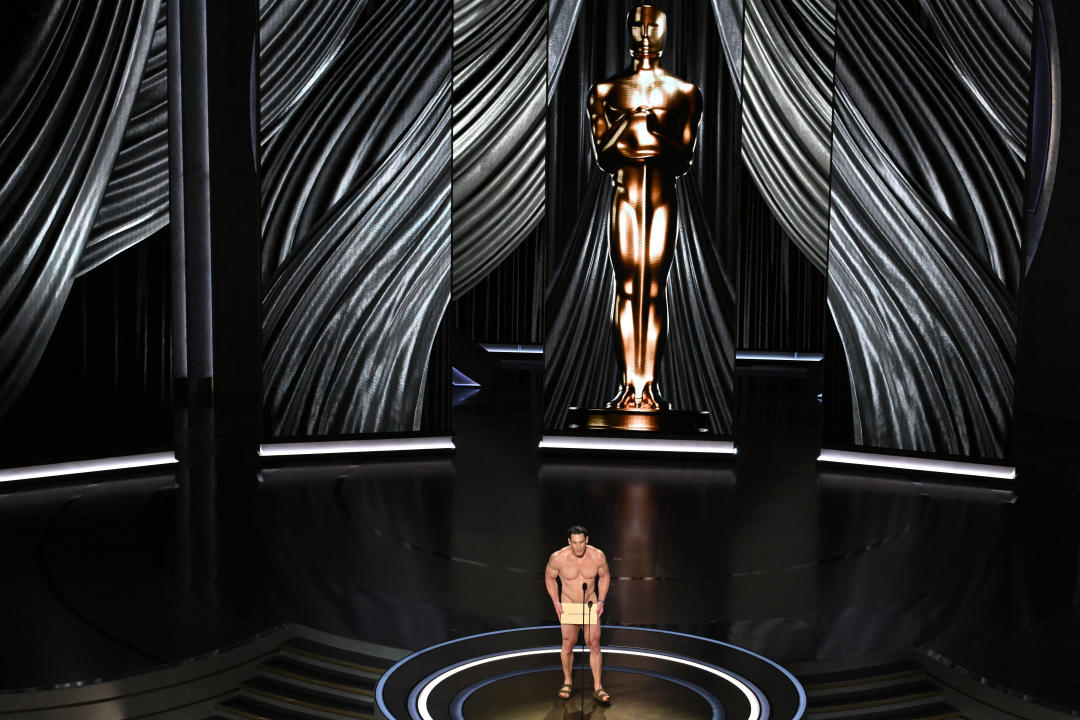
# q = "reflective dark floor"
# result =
<box><xmin>1</xmin><ymin>356</ymin><xmax>1078</xmax><ymax>712</ymax></box>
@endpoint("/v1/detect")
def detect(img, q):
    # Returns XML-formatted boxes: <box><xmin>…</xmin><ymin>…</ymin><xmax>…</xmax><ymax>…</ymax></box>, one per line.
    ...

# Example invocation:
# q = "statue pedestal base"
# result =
<box><xmin>567</xmin><ymin>407</ymin><xmax>711</xmax><ymax>433</ymax></box>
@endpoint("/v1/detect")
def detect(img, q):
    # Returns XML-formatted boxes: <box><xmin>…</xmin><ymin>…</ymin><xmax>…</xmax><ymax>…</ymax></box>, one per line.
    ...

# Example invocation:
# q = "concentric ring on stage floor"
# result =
<box><xmin>375</xmin><ymin>626</ymin><xmax>806</xmax><ymax>720</ymax></box>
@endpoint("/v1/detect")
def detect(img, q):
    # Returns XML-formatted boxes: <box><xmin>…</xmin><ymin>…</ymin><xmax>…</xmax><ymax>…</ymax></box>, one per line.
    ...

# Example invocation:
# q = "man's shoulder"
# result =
<box><xmin>548</xmin><ymin>547</ymin><xmax>570</xmax><ymax>563</ymax></box>
<box><xmin>587</xmin><ymin>546</ymin><xmax>606</xmax><ymax>561</ymax></box>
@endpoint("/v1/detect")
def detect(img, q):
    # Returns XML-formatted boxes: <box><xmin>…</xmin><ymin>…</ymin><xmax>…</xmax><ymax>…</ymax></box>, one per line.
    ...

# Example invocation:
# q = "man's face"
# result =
<box><xmin>568</xmin><ymin>533</ymin><xmax>588</xmax><ymax>557</ymax></box>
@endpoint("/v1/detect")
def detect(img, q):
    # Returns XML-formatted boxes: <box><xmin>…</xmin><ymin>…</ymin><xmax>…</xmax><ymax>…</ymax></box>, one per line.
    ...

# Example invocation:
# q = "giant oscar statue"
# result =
<box><xmin>567</xmin><ymin>5</ymin><xmax>708</xmax><ymax>433</ymax></box>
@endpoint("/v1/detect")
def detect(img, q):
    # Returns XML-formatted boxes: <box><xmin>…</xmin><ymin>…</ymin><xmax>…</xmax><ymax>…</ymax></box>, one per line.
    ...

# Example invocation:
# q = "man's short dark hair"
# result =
<box><xmin>567</xmin><ymin>525</ymin><xmax>588</xmax><ymax>538</ymax></box>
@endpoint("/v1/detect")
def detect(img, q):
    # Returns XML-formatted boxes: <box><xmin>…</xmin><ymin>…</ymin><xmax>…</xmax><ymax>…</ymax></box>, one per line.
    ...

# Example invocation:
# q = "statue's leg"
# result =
<box><xmin>608</xmin><ymin>182</ymin><xmax>639</xmax><ymax>409</ymax></box>
<box><xmin>637</xmin><ymin>176</ymin><xmax>677</xmax><ymax>410</ymax></box>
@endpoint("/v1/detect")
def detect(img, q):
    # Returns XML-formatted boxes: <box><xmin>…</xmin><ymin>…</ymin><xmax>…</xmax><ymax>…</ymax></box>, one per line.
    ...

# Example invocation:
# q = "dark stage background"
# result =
<box><xmin>0</xmin><ymin>0</ymin><xmax>1073</xmax><ymax>477</ymax></box>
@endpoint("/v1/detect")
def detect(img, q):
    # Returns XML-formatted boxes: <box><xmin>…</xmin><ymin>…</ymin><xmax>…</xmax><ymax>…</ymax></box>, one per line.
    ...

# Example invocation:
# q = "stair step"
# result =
<box><xmin>260</xmin><ymin>655</ymin><xmax>377</xmax><ymax>694</ymax></box>
<box><xmin>217</xmin><ymin>694</ymin><xmax>363</xmax><ymax>720</ymax></box>
<box><xmin>280</xmin><ymin>638</ymin><xmax>394</xmax><ymax>674</ymax></box>
<box><xmin>809</xmin><ymin>677</ymin><xmax>941</xmax><ymax>704</ymax></box>
<box><xmin>240</xmin><ymin>675</ymin><xmax>374</xmax><ymax>717</ymax></box>
<box><xmin>808</xmin><ymin>697</ymin><xmax>962</xmax><ymax>720</ymax></box>
<box><xmin>801</xmin><ymin>661</ymin><xmax>923</xmax><ymax>689</ymax></box>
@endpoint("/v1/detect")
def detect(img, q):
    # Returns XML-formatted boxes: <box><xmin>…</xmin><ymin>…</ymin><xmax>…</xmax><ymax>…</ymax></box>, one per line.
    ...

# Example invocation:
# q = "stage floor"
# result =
<box><xmin>0</xmin><ymin>358</ymin><xmax>1078</xmax><ymax>710</ymax></box>
<box><xmin>464</xmin><ymin>672</ymin><xmax>706</xmax><ymax>720</ymax></box>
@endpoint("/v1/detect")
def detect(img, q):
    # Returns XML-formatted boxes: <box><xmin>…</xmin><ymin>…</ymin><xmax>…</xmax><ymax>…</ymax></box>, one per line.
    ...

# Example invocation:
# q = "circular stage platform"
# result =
<box><xmin>376</xmin><ymin>626</ymin><xmax>806</xmax><ymax>720</ymax></box>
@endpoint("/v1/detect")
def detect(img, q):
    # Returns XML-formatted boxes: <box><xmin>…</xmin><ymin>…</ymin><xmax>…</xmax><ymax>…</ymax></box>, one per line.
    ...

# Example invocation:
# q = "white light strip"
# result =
<box><xmin>479</xmin><ymin>343</ymin><xmax>544</xmax><ymax>354</ymax></box>
<box><xmin>0</xmin><ymin>452</ymin><xmax>177</xmax><ymax>484</ymax></box>
<box><xmin>540</xmin><ymin>436</ymin><xmax>735</xmax><ymax>455</ymax></box>
<box><xmin>416</xmin><ymin>648</ymin><xmax>760</xmax><ymax>720</ymax></box>
<box><xmin>818</xmin><ymin>449</ymin><xmax>1016</xmax><ymax>480</ymax></box>
<box><xmin>259</xmin><ymin>437</ymin><xmax>455</xmax><ymax>457</ymax></box>
<box><xmin>736</xmin><ymin>351</ymin><xmax>824</xmax><ymax>362</ymax></box>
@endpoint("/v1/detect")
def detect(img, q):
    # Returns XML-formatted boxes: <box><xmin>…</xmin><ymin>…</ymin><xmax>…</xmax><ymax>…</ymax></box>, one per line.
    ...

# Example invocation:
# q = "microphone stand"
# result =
<box><xmin>580</xmin><ymin>582</ymin><xmax>587</xmax><ymax>719</ymax></box>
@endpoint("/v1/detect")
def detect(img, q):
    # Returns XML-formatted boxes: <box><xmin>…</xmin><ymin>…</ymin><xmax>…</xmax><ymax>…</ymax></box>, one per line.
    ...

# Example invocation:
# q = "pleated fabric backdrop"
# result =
<box><xmin>449</xmin><ymin>0</ymin><xmax>546</xmax><ymax>345</ymax></box>
<box><xmin>736</xmin><ymin>0</ymin><xmax>836</xmax><ymax>351</ymax></box>
<box><xmin>260</xmin><ymin>0</ymin><xmax>452</xmax><ymax>437</ymax></box>
<box><xmin>0</xmin><ymin>0</ymin><xmax>165</xmax><ymax>419</ymax></box>
<box><xmin>452</xmin><ymin>0</ymin><xmax>545</xmax><ymax>298</ymax></box>
<box><xmin>824</xmin><ymin>0</ymin><xmax>1033</xmax><ymax>459</ymax></box>
<box><xmin>740</xmin><ymin>0</ymin><xmax>836</xmax><ymax>273</ymax></box>
<box><xmin>544</xmin><ymin>0</ymin><xmax>739</xmax><ymax>435</ymax></box>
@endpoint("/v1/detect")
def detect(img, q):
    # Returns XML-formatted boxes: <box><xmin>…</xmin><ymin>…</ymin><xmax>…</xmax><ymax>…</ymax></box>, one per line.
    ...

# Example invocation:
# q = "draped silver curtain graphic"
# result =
<box><xmin>825</xmin><ymin>0</ymin><xmax>1032</xmax><ymax>458</ymax></box>
<box><xmin>740</xmin><ymin>0</ymin><xmax>836</xmax><ymax>273</ymax></box>
<box><xmin>261</xmin><ymin>0</ymin><xmax>451</xmax><ymax>436</ymax></box>
<box><xmin>0</xmin><ymin>0</ymin><xmax>161</xmax><ymax>417</ymax></box>
<box><xmin>451</xmin><ymin>0</ymin><xmax>545</xmax><ymax>297</ymax></box>
<box><xmin>81</xmin><ymin>1</ymin><xmax>169</xmax><ymax>275</ymax></box>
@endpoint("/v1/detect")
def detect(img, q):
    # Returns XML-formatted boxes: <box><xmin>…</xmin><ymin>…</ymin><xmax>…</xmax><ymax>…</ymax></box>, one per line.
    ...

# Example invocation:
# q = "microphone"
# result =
<box><xmin>580</xmin><ymin>582</ymin><xmax>589</xmax><ymax>715</ymax></box>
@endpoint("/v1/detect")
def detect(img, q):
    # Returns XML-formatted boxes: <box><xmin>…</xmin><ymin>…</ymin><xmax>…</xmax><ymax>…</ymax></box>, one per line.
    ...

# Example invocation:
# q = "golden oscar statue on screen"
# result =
<box><xmin>567</xmin><ymin>5</ymin><xmax>709</xmax><ymax>433</ymax></box>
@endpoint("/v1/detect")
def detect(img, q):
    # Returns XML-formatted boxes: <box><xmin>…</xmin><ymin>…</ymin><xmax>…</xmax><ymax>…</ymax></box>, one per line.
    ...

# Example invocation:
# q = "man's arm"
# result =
<box><xmin>596</xmin><ymin>551</ymin><xmax>611</xmax><ymax>618</ymax></box>
<box><xmin>588</xmin><ymin>84</ymin><xmax>631</xmax><ymax>172</ymax></box>
<box><xmin>545</xmin><ymin>554</ymin><xmax>562</xmax><ymax>617</ymax></box>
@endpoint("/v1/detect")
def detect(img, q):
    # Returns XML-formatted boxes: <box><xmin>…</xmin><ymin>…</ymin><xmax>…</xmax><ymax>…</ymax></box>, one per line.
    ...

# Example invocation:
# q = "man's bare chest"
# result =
<box><xmin>558</xmin><ymin>558</ymin><xmax>600</xmax><ymax>582</ymax></box>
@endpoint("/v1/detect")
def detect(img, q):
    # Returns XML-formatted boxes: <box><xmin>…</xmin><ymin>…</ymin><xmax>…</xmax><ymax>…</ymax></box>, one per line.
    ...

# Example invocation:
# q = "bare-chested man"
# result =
<box><xmin>545</xmin><ymin>525</ymin><xmax>612</xmax><ymax>704</ymax></box>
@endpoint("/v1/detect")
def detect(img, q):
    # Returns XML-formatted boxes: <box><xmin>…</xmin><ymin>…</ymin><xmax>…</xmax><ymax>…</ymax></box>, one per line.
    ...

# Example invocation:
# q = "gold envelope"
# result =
<box><xmin>560</xmin><ymin>602</ymin><xmax>599</xmax><ymax>625</ymax></box>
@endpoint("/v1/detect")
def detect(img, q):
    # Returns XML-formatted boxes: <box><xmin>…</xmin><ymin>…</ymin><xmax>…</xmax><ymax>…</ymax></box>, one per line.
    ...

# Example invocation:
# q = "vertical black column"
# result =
<box><xmin>170</xmin><ymin>0</ymin><xmax>261</xmax><ymax>403</ymax></box>
<box><xmin>169</xmin><ymin>0</ymin><xmax>262</xmax><ymax>618</ymax></box>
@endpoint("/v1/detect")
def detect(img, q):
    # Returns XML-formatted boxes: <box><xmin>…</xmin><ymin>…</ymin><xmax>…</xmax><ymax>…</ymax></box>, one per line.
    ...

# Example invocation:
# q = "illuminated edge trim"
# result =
<box><xmin>539</xmin><ymin>436</ymin><xmax>736</xmax><ymax>454</ymax></box>
<box><xmin>735</xmin><ymin>351</ymin><xmax>824</xmax><ymax>362</ymax></box>
<box><xmin>0</xmin><ymin>452</ymin><xmax>177</xmax><ymax>483</ymax></box>
<box><xmin>415</xmin><ymin>648</ymin><xmax>761</xmax><ymax>720</ymax></box>
<box><xmin>259</xmin><ymin>437</ymin><xmax>455</xmax><ymax>457</ymax></box>
<box><xmin>817</xmin><ymin>449</ymin><xmax>1016</xmax><ymax>480</ymax></box>
<box><xmin>480</xmin><ymin>347</ymin><xmax>825</xmax><ymax>361</ymax></box>
<box><xmin>376</xmin><ymin>625</ymin><xmax>805</xmax><ymax>720</ymax></box>
<box><xmin>479</xmin><ymin>343</ymin><xmax>544</xmax><ymax>354</ymax></box>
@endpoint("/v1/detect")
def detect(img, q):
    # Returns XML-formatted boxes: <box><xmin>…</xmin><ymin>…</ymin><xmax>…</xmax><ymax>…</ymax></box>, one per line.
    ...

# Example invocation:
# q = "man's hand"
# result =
<box><xmin>554</xmin><ymin>601</ymin><xmax>563</xmax><ymax>619</ymax></box>
<box><xmin>596</xmin><ymin>601</ymin><xmax>604</xmax><ymax>619</ymax></box>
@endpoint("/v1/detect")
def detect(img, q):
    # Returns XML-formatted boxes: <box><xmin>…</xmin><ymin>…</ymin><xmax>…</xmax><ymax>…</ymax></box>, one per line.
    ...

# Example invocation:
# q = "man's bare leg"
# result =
<box><xmin>585</xmin><ymin>622</ymin><xmax>603</xmax><ymax>691</ymax></box>
<box><xmin>560</xmin><ymin>623</ymin><xmax>578</xmax><ymax>689</ymax></box>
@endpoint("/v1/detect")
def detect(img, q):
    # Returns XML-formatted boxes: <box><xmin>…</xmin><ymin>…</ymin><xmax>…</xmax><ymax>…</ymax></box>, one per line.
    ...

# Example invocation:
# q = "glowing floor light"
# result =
<box><xmin>415</xmin><ymin>647</ymin><xmax>761</xmax><ymax>720</ymax></box>
<box><xmin>259</xmin><ymin>437</ymin><xmax>455</xmax><ymax>457</ymax></box>
<box><xmin>0</xmin><ymin>452</ymin><xmax>178</xmax><ymax>484</ymax></box>
<box><xmin>540</xmin><ymin>436</ymin><xmax>735</xmax><ymax>454</ymax></box>
<box><xmin>817</xmin><ymin>448</ymin><xmax>1016</xmax><ymax>480</ymax></box>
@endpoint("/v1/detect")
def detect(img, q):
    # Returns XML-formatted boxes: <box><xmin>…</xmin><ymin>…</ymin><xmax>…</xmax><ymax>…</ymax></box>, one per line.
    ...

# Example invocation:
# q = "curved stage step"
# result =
<box><xmin>0</xmin><ymin>624</ymin><xmax>406</xmax><ymax>720</ymax></box>
<box><xmin>791</xmin><ymin>649</ymin><xmax>1076</xmax><ymax>720</ymax></box>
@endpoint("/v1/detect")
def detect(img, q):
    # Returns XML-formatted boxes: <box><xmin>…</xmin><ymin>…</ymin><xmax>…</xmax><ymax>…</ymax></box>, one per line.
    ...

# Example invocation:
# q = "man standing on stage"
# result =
<box><xmin>545</xmin><ymin>525</ymin><xmax>612</xmax><ymax>704</ymax></box>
